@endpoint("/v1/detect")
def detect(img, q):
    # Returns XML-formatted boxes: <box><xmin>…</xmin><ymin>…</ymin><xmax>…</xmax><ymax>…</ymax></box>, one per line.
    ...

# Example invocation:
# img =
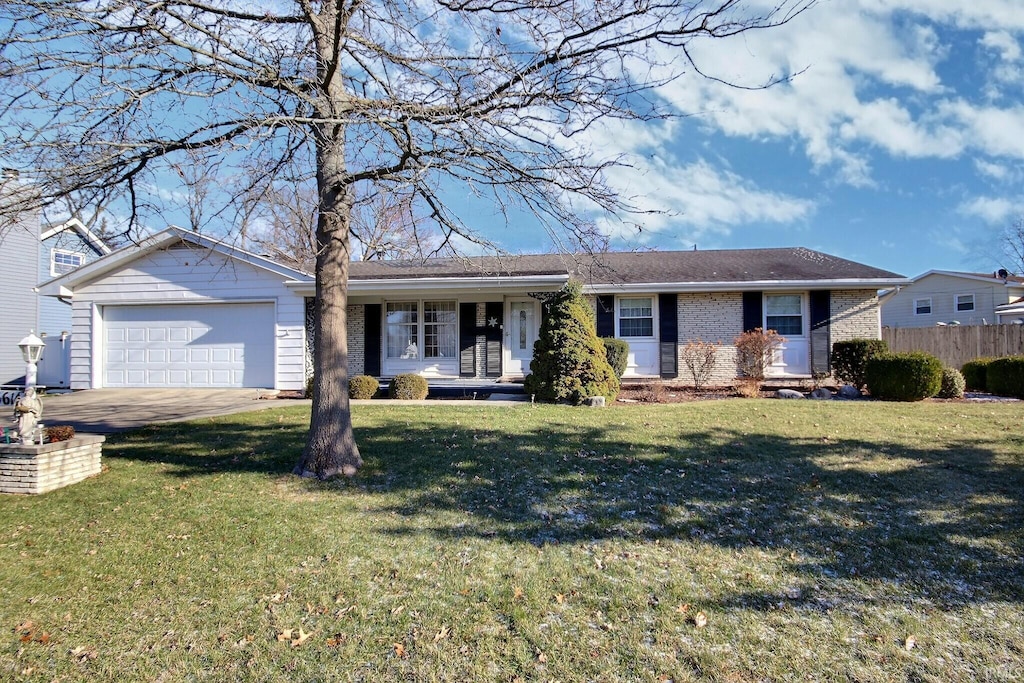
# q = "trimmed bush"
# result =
<box><xmin>388</xmin><ymin>373</ymin><xmax>429</xmax><ymax>400</ymax></box>
<box><xmin>601</xmin><ymin>338</ymin><xmax>630</xmax><ymax>379</ymax></box>
<box><xmin>349</xmin><ymin>375</ymin><xmax>380</xmax><ymax>400</ymax></box>
<box><xmin>961</xmin><ymin>357</ymin><xmax>996</xmax><ymax>392</ymax></box>
<box><xmin>832</xmin><ymin>338</ymin><xmax>889</xmax><ymax>388</ymax></box>
<box><xmin>936</xmin><ymin>366</ymin><xmax>966</xmax><ymax>399</ymax></box>
<box><xmin>865</xmin><ymin>352</ymin><xmax>943</xmax><ymax>401</ymax></box>
<box><xmin>985</xmin><ymin>356</ymin><xmax>1024</xmax><ymax>399</ymax></box>
<box><xmin>524</xmin><ymin>280</ymin><xmax>620</xmax><ymax>404</ymax></box>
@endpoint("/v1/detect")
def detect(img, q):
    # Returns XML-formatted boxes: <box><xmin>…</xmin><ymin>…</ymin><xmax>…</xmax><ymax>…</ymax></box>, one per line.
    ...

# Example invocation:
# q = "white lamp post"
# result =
<box><xmin>18</xmin><ymin>330</ymin><xmax>45</xmax><ymax>391</ymax></box>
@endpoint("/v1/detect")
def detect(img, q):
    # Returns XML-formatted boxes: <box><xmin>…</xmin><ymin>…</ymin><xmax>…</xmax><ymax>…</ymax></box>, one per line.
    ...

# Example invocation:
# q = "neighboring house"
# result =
<box><xmin>39</xmin><ymin>227</ymin><xmax>906</xmax><ymax>390</ymax></box>
<box><xmin>880</xmin><ymin>270</ymin><xmax>1024</xmax><ymax>328</ymax></box>
<box><xmin>0</xmin><ymin>212</ymin><xmax>109</xmax><ymax>387</ymax></box>
<box><xmin>995</xmin><ymin>297</ymin><xmax>1024</xmax><ymax>324</ymax></box>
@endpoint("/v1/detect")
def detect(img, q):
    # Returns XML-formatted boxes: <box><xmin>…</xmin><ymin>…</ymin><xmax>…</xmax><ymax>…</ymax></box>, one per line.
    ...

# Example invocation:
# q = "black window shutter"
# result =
<box><xmin>459</xmin><ymin>303</ymin><xmax>477</xmax><ymax>377</ymax></box>
<box><xmin>364</xmin><ymin>304</ymin><xmax>382</xmax><ymax>377</ymax></box>
<box><xmin>809</xmin><ymin>290</ymin><xmax>831</xmax><ymax>375</ymax></box>
<box><xmin>596</xmin><ymin>295</ymin><xmax>615</xmax><ymax>337</ymax></box>
<box><xmin>742</xmin><ymin>291</ymin><xmax>763</xmax><ymax>332</ymax></box>
<box><xmin>659</xmin><ymin>293</ymin><xmax>678</xmax><ymax>378</ymax></box>
<box><xmin>484</xmin><ymin>302</ymin><xmax>503</xmax><ymax>377</ymax></box>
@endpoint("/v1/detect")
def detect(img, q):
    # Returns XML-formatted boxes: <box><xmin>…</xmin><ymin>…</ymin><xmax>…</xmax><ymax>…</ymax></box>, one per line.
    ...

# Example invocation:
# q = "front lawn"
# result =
<box><xmin>1</xmin><ymin>400</ymin><xmax>1022</xmax><ymax>681</ymax></box>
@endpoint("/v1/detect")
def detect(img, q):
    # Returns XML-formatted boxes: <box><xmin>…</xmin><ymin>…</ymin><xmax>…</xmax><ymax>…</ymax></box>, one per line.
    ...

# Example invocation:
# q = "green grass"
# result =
<box><xmin>1</xmin><ymin>400</ymin><xmax>1023</xmax><ymax>681</ymax></box>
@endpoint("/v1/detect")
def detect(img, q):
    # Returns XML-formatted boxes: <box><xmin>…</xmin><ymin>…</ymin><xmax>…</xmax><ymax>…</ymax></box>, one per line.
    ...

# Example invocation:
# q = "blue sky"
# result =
<box><xmin>483</xmin><ymin>0</ymin><xmax>1024</xmax><ymax>278</ymax></box>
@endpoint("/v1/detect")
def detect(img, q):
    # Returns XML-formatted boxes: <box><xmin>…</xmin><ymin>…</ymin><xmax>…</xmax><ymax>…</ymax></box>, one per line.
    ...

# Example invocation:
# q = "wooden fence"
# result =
<box><xmin>882</xmin><ymin>324</ymin><xmax>1024</xmax><ymax>369</ymax></box>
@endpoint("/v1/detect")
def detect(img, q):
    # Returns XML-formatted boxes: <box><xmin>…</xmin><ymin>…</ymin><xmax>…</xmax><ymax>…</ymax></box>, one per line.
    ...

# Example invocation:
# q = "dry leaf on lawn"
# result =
<box><xmin>693</xmin><ymin>611</ymin><xmax>708</xmax><ymax>628</ymax></box>
<box><xmin>434</xmin><ymin>625</ymin><xmax>450</xmax><ymax>643</ymax></box>
<box><xmin>291</xmin><ymin>627</ymin><xmax>313</xmax><ymax>648</ymax></box>
<box><xmin>904</xmin><ymin>635</ymin><xmax>917</xmax><ymax>651</ymax></box>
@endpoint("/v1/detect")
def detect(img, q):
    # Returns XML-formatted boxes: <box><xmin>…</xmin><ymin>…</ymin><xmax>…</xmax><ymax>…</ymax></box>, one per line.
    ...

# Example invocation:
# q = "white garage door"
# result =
<box><xmin>104</xmin><ymin>303</ymin><xmax>275</xmax><ymax>388</ymax></box>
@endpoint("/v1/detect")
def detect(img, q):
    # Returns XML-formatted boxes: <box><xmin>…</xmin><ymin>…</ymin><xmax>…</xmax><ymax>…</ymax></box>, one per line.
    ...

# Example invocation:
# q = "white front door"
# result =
<box><xmin>506</xmin><ymin>299</ymin><xmax>539</xmax><ymax>376</ymax></box>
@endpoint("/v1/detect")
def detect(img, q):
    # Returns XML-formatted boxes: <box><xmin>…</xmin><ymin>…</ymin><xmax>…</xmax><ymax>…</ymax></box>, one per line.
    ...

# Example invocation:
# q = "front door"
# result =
<box><xmin>506</xmin><ymin>299</ymin><xmax>539</xmax><ymax>376</ymax></box>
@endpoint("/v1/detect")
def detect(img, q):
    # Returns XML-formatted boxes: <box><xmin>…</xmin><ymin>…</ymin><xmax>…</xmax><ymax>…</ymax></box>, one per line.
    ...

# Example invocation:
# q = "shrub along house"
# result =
<box><xmin>37</xmin><ymin>227</ymin><xmax>906</xmax><ymax>391</ymax></box>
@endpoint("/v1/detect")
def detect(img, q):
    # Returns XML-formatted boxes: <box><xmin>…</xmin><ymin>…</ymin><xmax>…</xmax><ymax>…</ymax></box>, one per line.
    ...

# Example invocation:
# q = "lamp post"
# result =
<box><xmin>18</xmin><ymin>331</ymin><xmax>45</xmax><ymax>391</ymax></box>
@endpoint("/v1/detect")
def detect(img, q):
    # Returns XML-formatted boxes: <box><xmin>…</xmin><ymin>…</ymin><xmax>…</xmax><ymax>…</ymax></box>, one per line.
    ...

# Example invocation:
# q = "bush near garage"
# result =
<box><xmin>601</xmin><ymin>338</ymin><xmax>630</xmax><ymax>379</ymax></box>
<box><xmin>960</xmin><ymin>357</ymin><xmax>996</xmax><ymax>392</ymax></box>
<box><xmin>865</xmin><ymin>352</ymin><xmax>943</xmax><ymax>402</ymax></box>
<box><xmin>985</xmin><ymin>356</ymin><xmax>1024</xmax><ymax>399</ymax></box>
<box><xmin>832</xmin><ymin>338</ymin><xmax>889</xmax><ymax>389</ymax></box>
<box><xmin>389</xmin><ymin>373</ymin><xmax>429</xmax><ymax>400</ymax></box>
<box><xmin>349</xmin><ymin>375</ymin><xmax>380</xmax><ymax>400</ymax></box>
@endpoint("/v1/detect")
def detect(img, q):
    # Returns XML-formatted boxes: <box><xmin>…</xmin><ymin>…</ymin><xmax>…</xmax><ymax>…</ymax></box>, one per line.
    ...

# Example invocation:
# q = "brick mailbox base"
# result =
<box><xmin>0</xmin><ymin>435</ymin><xmax>105</xmax><ymax>494</ymax></box>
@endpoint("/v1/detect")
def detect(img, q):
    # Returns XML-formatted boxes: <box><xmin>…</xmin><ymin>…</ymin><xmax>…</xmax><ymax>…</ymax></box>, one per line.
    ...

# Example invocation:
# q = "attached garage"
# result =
<box><xmin>102</xmin><ymin>303</ymin><xmax>276</xmax><ymax>388</ymax></box>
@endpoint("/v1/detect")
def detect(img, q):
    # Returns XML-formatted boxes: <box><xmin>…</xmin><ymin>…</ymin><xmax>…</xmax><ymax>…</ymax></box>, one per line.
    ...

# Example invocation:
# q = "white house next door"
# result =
<box><xmin>506</xmin><ymin>298</ymin><xmax>539</xmax><ymax>376</ymax></box>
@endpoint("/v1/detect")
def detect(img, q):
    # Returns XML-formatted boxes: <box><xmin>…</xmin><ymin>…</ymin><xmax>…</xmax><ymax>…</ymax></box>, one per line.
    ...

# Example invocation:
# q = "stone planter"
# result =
<box><xmin>0</xmin><ymin>435</ymin><xmax>105</xmax><ymax>495</ymax></box>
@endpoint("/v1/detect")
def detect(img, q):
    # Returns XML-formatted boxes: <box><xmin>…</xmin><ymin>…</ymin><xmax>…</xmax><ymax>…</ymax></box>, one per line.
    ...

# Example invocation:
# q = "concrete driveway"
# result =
<box><xmin>7</xmin><ymin>389</ymin><xmax>309</xmax><ymax>434</ymax></box>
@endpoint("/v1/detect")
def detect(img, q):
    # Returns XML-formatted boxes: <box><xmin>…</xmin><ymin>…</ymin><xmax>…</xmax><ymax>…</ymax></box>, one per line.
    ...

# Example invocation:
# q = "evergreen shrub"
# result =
<box><xmin>524</xmin><ymin>280</ymin><xmax>620</xmax><ymax>404</ymax></box>
<box><xmin>832</xmin><ymin>338</ymin><xmax>889</xmax><ymax>388</ymax></box>
<box><xmin>601</xmin><ymin>338</ymin><xmax>630</xmax><ymax>379</ymax></box>
<box><xmin>961</xmin><ymin>357</ymin><xmax>996</xmax><ymax>391</ymax></box>
<box><xmin>985</xmin><ymin>356</ymin><xmax>1024</xmax><ymax>399</ymax></box>
<box><xmin>864</xmin><ymin>352</ymin><xmax>943</xmax><ymax>401</ymax></box>
<box><xmin>389</xmin><ymin>373</ymin><xmax>429</xmax><ymax>400</ymax></box>
<box><xmin>349</xmin><ymin>375</ymin><xmax>380</xmax><ymax>399</ymax></box>
<box><xmin>936</xmin><ymin>366</ymin><xmax>966</xmax><ymax>399</ymax></box>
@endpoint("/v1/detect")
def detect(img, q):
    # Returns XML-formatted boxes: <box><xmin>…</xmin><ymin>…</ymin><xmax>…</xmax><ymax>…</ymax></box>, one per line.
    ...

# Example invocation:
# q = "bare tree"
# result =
<box><xmin>997</xmin><ymin>217</ymin><xmax>1024</xmax><ymax>276</ymax></box>
<box><xmin>246</xmin><ymin>182</ymin><xmax>441</xmax><ymax>271</ymax></box>
<box><xmin>0</xmin><ymin>0</ymin><xmax>814</xmax><ymax>478</ymax></box>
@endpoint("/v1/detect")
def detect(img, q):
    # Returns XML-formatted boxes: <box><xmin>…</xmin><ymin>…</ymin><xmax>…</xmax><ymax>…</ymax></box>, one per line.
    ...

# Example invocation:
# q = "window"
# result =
<box><xmin>386</xmin><ymin>303</ymin><xmax>418</xmax><ymax>359</ymax></box>
<box><xmin>618</xmin><ymin>297</ymin><xmax>654</xmax><ymax>337</ymax></box>
<box><xmin>765</xmin><ymin>294</ymin><xmax>803</xmax><ymax>336</ymax></box>
<box><xmin>51</xmin><ymin>249</ymin><xmax>84</xmax><ymax>276</ymax></box>
<box><xmin>956</xmin><ymin>294</ymin><xmax>975</xmax><ymax>312</ymax></box>
<box><xmin>423</xmin><ymin>301</ymin><xmax>456</xmax><ymax>358</ymax></box>
<box><xmin>914</xmin><ymin>298</ymin><xmax>932</xmax><ymax>315</ymax></box>
<box><xmin>386</xmin><ymin>301</ymin><xmax>456</xmax><ymax>360</ymax></box>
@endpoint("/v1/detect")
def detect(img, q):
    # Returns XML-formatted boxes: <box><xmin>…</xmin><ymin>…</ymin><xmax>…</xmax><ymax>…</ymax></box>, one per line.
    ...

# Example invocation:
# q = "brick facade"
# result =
<box><xmin>829</xmin><ymin>289</ymin><xmax>880</xmax><ymax>342</ymax></box>
<box><xmin>347</xmin><ymin>303</ymin><xmax>366</xmax><ymax>377</ymax></box>
<box><xmin>675</xmin><ymin>292</ymin><xmax>743</xmax><ymax>385</ymax></box>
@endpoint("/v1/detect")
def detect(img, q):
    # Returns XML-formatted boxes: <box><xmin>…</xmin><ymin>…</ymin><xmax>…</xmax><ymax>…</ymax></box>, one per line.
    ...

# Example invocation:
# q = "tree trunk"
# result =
<box><xmin>293</xmin><ymin>127</ymin><xmax>363</xmax><ymax>478</ymax></box>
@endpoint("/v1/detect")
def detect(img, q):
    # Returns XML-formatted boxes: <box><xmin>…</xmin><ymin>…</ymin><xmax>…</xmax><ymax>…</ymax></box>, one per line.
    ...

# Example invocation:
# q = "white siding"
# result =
<box><xmin>881</xmin><ymin>273</ymin><xmax>1022</xmax><ymax>328</ymax></box>
<box><xmin>0</xmin><ymin>213</ymin><xmax>40</xmax><ymax>384</ymax></box>
<box><xmin>69</xmin><ymin>243</ymin><xmax>306</xmax><ymax>390</ymax></box>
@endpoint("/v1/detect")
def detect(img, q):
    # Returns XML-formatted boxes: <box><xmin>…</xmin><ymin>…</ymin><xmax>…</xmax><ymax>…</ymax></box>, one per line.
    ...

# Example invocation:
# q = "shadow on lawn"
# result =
<box><xmin>105</xmin><ymin>408</ymin><xmax>1024</xmax><ymax>607</ymax></box>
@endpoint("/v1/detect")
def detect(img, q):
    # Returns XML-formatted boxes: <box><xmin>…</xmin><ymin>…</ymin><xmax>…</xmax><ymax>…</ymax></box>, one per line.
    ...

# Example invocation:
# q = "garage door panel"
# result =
<box><xmin>104</xmin><ymin>304</ymin><xmax>274</xmax><ymax>388</ymax></box>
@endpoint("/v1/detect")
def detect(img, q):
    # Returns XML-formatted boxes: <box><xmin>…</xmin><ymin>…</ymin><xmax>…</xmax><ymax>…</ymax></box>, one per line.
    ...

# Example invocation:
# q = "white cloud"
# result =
<box><xmin>981</xmin><ymin>31</ymin><xmax>1022</xmax><ymax>62</ymax></box>
<box><xmin>593</xmin><ymin>157</ymin><xmax>815</xmax><ymax>242</ymax></box>
<box><xmin>957</xmin><ymin>196</ymin><xmax>1024</xmax><ymax>223</ymax></box>
<box><xmin>629</xmin><ymin>1</ymin><xmax>1024</xmax><ymax>187</ymax></box>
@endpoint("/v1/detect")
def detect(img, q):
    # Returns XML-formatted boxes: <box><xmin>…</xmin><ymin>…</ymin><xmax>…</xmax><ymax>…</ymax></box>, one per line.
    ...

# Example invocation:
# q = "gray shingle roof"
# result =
<box><xmin>348</xmin><ymin>247</ymin><xmax>904</xmax><ymax>285</ymax></box>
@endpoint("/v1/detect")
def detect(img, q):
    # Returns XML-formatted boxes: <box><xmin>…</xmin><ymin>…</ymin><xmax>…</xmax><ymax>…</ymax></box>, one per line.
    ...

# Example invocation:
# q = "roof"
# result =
<box><xmin>349</xmin><ymin>247</ymin><xmax>906</xmax><ymax>291</ymax></box>
<box><xmin>905</xmin><ymin>269</ymin><xmax>1024</xmax><ymax>286</ymax></box>
<box><xmin>40</xmin><ymin>217</ymin><xmax>112</xmax><ymax>256</ymax></box>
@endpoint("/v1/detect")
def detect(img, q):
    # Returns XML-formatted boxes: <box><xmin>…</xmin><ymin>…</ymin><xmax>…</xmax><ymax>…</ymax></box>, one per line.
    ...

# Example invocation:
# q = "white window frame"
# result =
<box><xmin>914</xmin><ymin>298</ymin><xmax>932</xmax><ymax>316</ymax></box>
<box><xmin>616</xmin><ymin>296</ymin><xmax>656</xmax><ymax>340</ymax></box>
<box><xmin>51</xmin><ymin>249</ymin><xmax>84</xmax><ymax>276</ymax></box>
<box><xmin>955</xmin><ymin>293</ymin><xmax>975</xmax><ymax>313</ymax></box>
<box><xmin>763</xmin><ymin>293</ymin><xmax>806</xmax><ymax>337</ymax></box>
<box><xmin>384</xmin><ymin>300</ymin><xmax>457</xmax><ymax>361</ymax></box>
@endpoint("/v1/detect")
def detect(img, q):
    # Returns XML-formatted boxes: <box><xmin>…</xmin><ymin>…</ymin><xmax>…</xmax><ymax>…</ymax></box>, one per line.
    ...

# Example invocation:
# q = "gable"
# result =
<box><xmin>75</xmin><ymin>241</ymin><xmax>295</xmax><ymax>300</ymax></box>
